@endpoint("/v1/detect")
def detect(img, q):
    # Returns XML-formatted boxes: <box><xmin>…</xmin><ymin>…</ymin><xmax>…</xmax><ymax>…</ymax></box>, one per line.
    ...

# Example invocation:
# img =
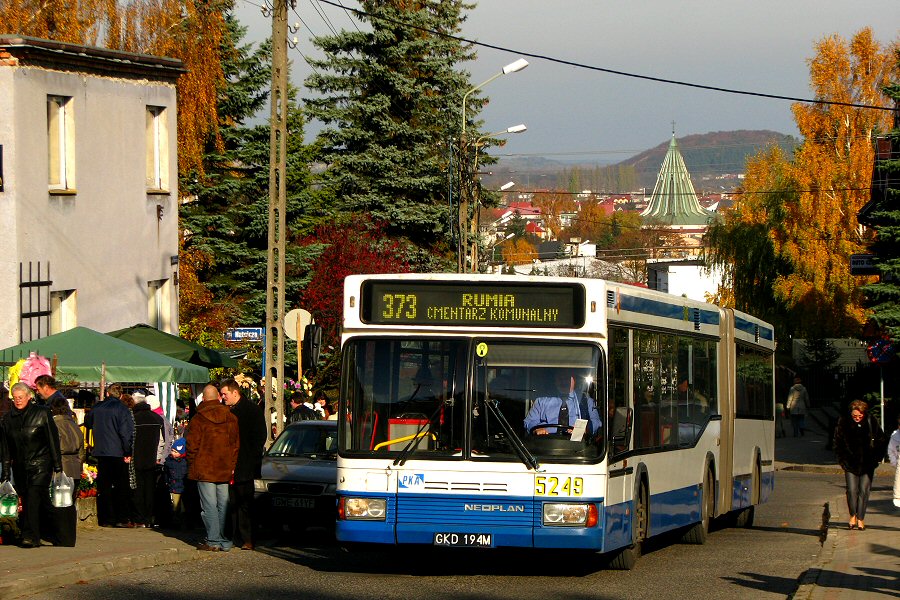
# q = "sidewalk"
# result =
<box><xmin>0</xmin><ymin>524</ymin><xmax>209</xmax><ymax>599</ymax></box>
<box><xmin>778</xmin><ymin>408</ymin><xmax>899</xmax><ymax>600</ymax></box>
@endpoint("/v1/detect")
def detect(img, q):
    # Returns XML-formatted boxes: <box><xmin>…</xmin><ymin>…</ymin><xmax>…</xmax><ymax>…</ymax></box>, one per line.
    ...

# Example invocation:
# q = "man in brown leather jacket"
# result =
<box><xmin>186</xmin><ymin>384</ymin><xmax>239</xmax><ymax>551</ymax></box>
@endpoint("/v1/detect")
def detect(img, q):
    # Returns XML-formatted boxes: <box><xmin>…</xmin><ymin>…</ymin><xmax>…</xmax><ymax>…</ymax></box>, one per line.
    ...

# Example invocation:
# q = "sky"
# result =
<box><xmin>234</xmin><ymin>0</ymin><xmax>899</xmax><ymax>163</ymax></box>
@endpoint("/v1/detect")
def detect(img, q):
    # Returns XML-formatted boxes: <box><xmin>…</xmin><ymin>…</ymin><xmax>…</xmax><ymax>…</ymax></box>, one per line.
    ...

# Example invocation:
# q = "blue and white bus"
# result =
<box><xmin>335</xmin><ymin>274</ymin><xmax>774</xmax><ymax>567</ymax></box>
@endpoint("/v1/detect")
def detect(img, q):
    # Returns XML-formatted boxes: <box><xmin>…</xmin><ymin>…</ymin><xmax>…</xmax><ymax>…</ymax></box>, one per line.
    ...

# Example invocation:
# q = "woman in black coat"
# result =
<box><xmin>1</xmin><ymin>382</ymin><xmax>62</xmax><ymax>547</ymax></box>
<box><xmin>833</xmin><ymin>400</ymin><xmax>886</xmax><ymax>530</ymax></box>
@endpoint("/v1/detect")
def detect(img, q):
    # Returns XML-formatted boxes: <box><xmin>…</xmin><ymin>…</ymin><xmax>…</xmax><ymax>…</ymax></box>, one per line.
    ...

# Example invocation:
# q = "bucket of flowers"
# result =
<box><xmin>77</xmin><ymin>464</ymin><xmax>98</xmax><ymax>498</ymax></box>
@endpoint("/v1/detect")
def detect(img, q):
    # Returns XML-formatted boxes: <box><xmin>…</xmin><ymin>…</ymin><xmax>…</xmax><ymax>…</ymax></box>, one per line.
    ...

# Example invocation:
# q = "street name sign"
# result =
<box><xmin>225</xmin><ymin>327</ymin><xmax>264</xmax><ymax>342</ymax></box>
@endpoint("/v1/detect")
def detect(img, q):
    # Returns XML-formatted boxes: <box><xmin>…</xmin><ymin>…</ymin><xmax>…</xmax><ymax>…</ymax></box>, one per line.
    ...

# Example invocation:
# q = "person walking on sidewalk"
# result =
<box><xmin>833</xmin><ymin>400</ymin><xmax>887</xmax><ymax>530</ymax></box>
<box><xmin>786</xmin><ymin>376</ymin><xmax>809</xmax><ymax>437</ymax></box>
<box><xmin>888</xmin><ymin>414</ymin><xmax>900</xmax><ymax>509</ymax></box>
<box><xmin>186</xmin><ymin>384</ymin><xmax>239</xmax><ymax>552</ymax></box>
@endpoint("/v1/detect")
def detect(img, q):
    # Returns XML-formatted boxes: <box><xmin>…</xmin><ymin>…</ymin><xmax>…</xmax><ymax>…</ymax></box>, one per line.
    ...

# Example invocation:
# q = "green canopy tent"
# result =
<box><xmin>106</xmin><ymin>323</ymin><xmax>238</xmax><ymax>369</ymax></box>
<box><xmin>0</xmin><ymin>326</ymin><xmax>209</xmax><ymax>384</ymax></box>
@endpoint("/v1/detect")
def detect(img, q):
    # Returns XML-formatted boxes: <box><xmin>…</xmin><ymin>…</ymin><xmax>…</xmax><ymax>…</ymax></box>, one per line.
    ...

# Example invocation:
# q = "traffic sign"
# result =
<box><xmin>850</xmin><ymin>254</ymin><xmax>878</xmax><ymax>275</ymax></box>
<box><xmin>225</xmin><ymin>327</ymin><xmax>264</xmax><ymax>342</ymax></box>
<box><xmin>284</xmin><ymin>308</ymin><xmax>313</xmax><ymax>341</ymax></box>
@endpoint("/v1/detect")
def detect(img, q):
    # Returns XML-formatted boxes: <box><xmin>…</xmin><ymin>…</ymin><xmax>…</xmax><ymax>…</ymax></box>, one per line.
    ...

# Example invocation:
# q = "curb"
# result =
<box><xmin>0</xmin><ymin>546</ymin><xmax>208</xmax><ymax>599</ymax></box>
<box><xmin>790</xmin><ymin>494</ymin><xmax>844</xmax><ymax>600</ymax></box>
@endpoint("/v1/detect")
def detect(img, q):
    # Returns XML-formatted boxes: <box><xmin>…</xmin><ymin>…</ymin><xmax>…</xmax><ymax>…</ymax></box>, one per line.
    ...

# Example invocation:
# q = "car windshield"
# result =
<box><xmin>268</xmin><ymin>425</ymin><xmax>337</xmax><ymax>458</ymax></box>
<box><xmin>340</xmin><ymin>337</ymin><xmax>606</xmax><ymax>463</ymax></box>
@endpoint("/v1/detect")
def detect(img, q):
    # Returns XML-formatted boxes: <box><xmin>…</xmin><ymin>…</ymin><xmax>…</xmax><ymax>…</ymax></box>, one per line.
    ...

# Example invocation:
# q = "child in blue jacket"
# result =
<box><xmin>164</xmin><ymin>438</ymin><xmax>189</xmax><ymax>528</ymax></box>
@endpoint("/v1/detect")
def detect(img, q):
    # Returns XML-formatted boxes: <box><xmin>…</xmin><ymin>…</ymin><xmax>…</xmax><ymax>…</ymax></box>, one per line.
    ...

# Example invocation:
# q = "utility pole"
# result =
<box><xmin>264</xmin><ymin>0</ymin><xmax>289</xmax><ymax>444</ymax></box>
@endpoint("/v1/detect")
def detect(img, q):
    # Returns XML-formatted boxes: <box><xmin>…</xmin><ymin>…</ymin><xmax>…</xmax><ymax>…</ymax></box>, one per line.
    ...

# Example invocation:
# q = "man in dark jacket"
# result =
<box><xmin>1</xmin><ymin>383</ymin><xmax>62</xmax><ymax>547</ymax></box>
<box><xmin>83</xmin><ymin>383</ymin><xmax>135</xmax><ymax>528</ymax></box>
<box><xmin>131</xmin><ymin>397</ymin><xmax>165</xmax><ymax>527</ymax></box>
<box><xmin>221</xmin><ymin>378</ymin><xmax>267</xmax><ymax>550</ymax></box>
<box><xmin>187</xmin><ymin>384</ymin><xmax>240</xmax><ymax>551</ymax></box>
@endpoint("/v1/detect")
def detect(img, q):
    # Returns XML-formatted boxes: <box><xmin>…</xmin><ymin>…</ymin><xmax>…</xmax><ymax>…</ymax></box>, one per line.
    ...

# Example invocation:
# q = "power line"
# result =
<box><xmin>316</xmin><ymin>0</ymin><xmax>895</xmax><ymax>113</ymax></box>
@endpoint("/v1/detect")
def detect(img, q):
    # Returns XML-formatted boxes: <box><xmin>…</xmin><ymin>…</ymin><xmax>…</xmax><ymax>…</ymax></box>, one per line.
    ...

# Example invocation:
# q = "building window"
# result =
<box><xmin>145</xmin><ymin>106</ymin><xmax>169</xmax><ymax>191</ymax></box>
<box><xmin>48</xmin><ymin>96</ymin><xmax>75</xmax><ymax>190</ymax></box>
<box><xmin>148</xmin><ymin>279</ymin><xmax>172</xmax><ymax>331</ymax></box>
<box><xmin>50</xmin><ymin>289</ymin><xmax>77</xmax><ymax>334</ymax></box>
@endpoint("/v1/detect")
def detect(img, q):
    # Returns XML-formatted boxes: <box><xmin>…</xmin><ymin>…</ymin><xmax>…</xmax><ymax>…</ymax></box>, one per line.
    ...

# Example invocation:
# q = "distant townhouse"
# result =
<box><xmin>0</xmin><ymin>36</ymin><xmax>184</xmax><ymax>346</ymax></box>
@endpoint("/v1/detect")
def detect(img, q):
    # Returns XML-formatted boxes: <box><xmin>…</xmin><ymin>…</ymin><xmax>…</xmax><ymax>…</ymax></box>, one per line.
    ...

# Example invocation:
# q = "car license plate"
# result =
<box><xmin>272</xmin><ymin>497</ymin><xmax>315</xmax><ymax>509</ymax></box>
<box><xmin>433</xmin><ymin>533</ymin><xmax>493</xmax><ymax>548</ymax></box>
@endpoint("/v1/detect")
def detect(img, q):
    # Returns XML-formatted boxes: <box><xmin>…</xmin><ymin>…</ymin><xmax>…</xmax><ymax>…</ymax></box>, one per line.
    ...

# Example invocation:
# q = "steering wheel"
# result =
<box><xmin>528</xmin><ymin>423</ymin><xmax>573</xmax><ymax>437</ymax></box>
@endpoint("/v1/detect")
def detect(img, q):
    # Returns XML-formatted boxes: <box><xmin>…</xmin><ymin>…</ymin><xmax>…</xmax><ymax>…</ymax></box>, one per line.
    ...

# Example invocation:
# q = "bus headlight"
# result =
<box><xmin>543</xmin><ymin>502</ymin><xmax>597</xmax><ymax>527</ymax></box>
<box><xmin>253</xmin><ymin>479</ymin><xmax>267</xmax><ymax>493</ymax></box>
<box><xmin>340</xmin><ymin>497</ymin><xmax>387</xmax><ymax>520</ymax></box>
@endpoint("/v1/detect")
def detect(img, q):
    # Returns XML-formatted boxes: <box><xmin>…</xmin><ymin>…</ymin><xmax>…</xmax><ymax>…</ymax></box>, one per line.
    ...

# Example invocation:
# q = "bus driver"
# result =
<box><xmin>524</xmin><ymin>370</ymin><xmax>602</xmax><ymax>436</ymax></box>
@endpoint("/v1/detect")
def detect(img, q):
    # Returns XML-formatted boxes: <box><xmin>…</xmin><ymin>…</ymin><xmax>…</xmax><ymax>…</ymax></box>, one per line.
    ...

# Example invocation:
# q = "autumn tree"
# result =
<box><xmin>500</xmin><ymin>238</ymin><xmax>537</xmax><ymax>266</ymax></box>
<box><xmin>706</xmin><ymin>28</ymin><xmax>897</xmax><ymax>339</ymax></box>
<box><xmin>297</xmin><ymin>218</ymin><xmax>413</xmax><ymax>390</ymax></box>
<box><xmin>532</xmin><ymin>190</ymin><xmax>577</xmax><ymax>239</ymax></box>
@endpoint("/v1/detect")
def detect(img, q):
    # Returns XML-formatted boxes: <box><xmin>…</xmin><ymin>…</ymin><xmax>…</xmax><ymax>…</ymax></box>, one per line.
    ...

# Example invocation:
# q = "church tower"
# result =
<box><xmin>640</xmin><ymin>128</ymin><xmax>712</xmax><ymax>237</ymax></box>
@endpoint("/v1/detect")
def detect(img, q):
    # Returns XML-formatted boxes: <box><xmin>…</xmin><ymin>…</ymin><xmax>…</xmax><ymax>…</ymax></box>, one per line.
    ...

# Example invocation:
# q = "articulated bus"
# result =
<box><xmin>335</xmin><ymin>274</ymin><xmax>774</xmax><ymax>567</ymax></box>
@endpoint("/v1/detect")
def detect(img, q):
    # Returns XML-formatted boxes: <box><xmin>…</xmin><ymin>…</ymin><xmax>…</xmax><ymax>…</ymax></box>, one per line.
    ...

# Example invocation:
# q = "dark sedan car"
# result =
<box><xmin>254</xmin><ymin>420</ymin><xmax>337</xmax><ymax>534</ymax></box>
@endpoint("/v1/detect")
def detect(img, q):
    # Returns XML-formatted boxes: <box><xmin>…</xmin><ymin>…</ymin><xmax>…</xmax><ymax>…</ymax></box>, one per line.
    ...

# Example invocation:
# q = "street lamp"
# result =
<box><xmin>461</xmin><ymin>58</ymin><xmax>529</xmax><ymax>135</ymax></box>
<box><xmin>469</xmin><ymin>124</ymin><xmax>526</xmax><ymax>273</ymax></box>
<box><xmin>458</xmin><ymin>58</ymin><xmax>529</xmax><ymax>273</ymax></box>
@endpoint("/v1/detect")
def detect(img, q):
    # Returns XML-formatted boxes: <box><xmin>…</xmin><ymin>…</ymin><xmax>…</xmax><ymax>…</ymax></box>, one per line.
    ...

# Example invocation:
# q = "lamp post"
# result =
<box><xmin>458</xmin><ymin>58</ymin><xmax>528</xmax><ymax>273</ymax></box>
<box><xmin>469</xmin><ymin>124</ymin><xmax>526</xmax><ymax>273</ymax></box>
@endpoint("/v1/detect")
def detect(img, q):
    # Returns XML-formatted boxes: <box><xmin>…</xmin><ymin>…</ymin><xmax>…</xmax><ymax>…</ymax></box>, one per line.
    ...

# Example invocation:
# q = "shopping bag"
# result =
<box><xmin>0</xmin><ymin>480</ymin><xmax>18</xmax><ymax>517</ymax></box>
<box><xmin>50</xmin><ymin>471</ymin><xmax>75</xmax><ymax>508</ymax></box>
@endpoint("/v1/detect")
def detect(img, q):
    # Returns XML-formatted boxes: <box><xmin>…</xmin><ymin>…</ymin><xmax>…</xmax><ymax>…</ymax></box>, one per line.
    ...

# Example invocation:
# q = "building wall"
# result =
<box><xmin>647</xmin><ymin>261</ymin><xmax>722</xmax><ymax>303</ymax></box>
<box><xmin>1</xmin><ymin>63</ymin><xmax>179</xmax><ymax>346</ymax></box>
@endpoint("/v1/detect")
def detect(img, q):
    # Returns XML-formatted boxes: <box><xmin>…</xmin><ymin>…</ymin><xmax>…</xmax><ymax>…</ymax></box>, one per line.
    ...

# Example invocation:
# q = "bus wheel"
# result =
<box><xmin>682</xmin><ymin>469</ymin><xmax>713</xmax><ymax>544</ymax></box>
<box><xmin>608</xmin><ymin>482</ymin><xmax>648</xmax><ymax>570</ymax></box>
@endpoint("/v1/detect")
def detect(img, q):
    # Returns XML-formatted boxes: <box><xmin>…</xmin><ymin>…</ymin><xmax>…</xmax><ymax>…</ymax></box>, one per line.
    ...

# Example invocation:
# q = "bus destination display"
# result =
<box><xmin>362</xmin><ymin>281</ymin><xmax>584</xmax><ymax>328</ymax></box>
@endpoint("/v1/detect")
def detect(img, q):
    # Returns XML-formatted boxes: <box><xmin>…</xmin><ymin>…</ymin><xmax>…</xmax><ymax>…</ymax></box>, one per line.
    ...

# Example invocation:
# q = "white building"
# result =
<box><xmin>0</xmin><ymin>36</ymin><xmax>183</xmax><ymax>346</ymax></box>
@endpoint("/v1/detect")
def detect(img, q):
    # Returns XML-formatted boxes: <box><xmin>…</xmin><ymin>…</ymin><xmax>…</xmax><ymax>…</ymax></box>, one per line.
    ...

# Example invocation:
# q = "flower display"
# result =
<box><xmin>76</xmin><ymin>464</ymin><xmax>98</xmax><ymax>498</ymax></box>
<box><xmin>286</xmin><ymin>376</ymin><xmax>313</xmax><ymax>397</ymax></box>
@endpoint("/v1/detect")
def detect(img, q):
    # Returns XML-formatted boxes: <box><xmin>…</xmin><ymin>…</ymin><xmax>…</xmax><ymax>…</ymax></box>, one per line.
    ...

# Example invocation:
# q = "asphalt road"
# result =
<box><xmin>28</xmin><ymin>471</ymin><xmax>846</xmax><ymax>600</ymax></box>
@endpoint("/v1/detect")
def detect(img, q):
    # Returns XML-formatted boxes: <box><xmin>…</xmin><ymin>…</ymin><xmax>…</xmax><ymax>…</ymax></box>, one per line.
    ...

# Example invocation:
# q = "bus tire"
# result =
<box><xmin>609</xmin><ymin>481</ymin><xmax>648</xmax><ymax>570</ymax></box>
<box><xmin>682</xmin><ymin>468</ymin><xmax>713</xmax><ymax>544</ymax></box>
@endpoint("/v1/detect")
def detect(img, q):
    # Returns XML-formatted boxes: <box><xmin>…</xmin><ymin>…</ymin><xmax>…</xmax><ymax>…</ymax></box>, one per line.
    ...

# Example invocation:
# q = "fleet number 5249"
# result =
<box><xmin>534</xmin><ymin>476</ymin><xmax>583</xmax><ymax>496</ymax></box>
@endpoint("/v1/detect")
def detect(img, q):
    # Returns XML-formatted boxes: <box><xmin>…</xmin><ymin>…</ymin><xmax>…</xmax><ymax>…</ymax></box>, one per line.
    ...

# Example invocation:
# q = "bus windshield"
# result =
<box><xmin>341</xmin><ymin>337</ymin><xmax>606</xmax><ymax>463</ymax></box>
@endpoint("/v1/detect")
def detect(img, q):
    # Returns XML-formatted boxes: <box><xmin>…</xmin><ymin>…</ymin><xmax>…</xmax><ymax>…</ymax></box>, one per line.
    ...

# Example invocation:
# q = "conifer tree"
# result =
<box><xmin>863</xmin><ymin>61</ymin><xmax>900</xmax><ymax>341</ymax></box>
<box><xmin>304</xmin><ymin>0</ymin><xmax>476</xmax><ymax>268</ymax></box>
<box><xmin>180</xmin><ymin>15</ymin><xmax>326</xmax><ymax>332</ymax></box>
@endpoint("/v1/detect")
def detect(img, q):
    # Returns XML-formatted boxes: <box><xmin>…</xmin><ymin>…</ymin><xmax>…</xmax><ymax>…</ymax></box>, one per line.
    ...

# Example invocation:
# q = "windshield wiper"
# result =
<box><xmin>483</xmin><ymin>394</ymin><xmax>540</xmax><ymax>471</ymax></box>
<box><xmin>393</xmin><ymin>400</ymin><xmax>444</xmax><ymax>467</ymax></box>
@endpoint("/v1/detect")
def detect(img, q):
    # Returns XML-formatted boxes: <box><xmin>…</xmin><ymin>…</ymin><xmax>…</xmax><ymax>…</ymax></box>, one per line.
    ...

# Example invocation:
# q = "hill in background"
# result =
<box><xmin>618</xmin><ymin>130</ymin><xmax>798</xmax><ymax>190</ymax></box>
<box><xmin>486</xmin><ymin>130</ymin><xmax>797</xmax><ymax>193</ymax></box>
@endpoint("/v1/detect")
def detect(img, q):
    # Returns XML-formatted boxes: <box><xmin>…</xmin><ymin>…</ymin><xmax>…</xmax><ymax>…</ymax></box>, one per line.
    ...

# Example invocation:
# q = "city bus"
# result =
<box><xmin>335</xmin><ymin>274</ymin><xmax>774</xmax><ymax>568</ymax></box>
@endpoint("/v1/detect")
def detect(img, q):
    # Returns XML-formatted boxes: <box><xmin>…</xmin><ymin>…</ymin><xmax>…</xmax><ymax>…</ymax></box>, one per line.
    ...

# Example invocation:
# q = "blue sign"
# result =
<box><xmin>398</xmin><ymin>473</ymin><xmax>425</xmax><ymax>489</ymax></box>
<box><xmin>225</xmin><ymin>327</ymin><xmax>264</xmax><ymax>342</ymax></box>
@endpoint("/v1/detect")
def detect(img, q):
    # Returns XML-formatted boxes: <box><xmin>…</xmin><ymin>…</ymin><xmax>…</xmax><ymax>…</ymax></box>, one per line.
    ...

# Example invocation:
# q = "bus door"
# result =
<box><xmin>605</xmin><ymin>326</ymin><xmax>633</xmax><ymax>549</ymax></box>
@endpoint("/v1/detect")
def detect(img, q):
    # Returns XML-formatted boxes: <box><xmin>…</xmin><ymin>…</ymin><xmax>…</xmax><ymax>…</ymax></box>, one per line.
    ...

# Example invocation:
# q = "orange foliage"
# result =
<box><xmin>779</xmin><ymin>29</ymin><xmax>892</xmax><ymax>330</ymax></box>
<box><xmin>0</xmin><ymin>0</ymin><xmax>226</xmax><ymax>177</ymax></box>
<box><xmin>725</xmin><ymin>28</ymin><xmax>897</xmax><ymax>335</ymax></box>
<box><xmin>532</xmin><ymin>190</ymin><xmax>577</xmax><ymax>239</ymax></box>
<box><xmin>500</xmin><ymin>238</ymin><xmax>537</xmax><ymax>266</ymax></box>
<box><xmin>178</xmin><ymin>241</ymin><xmax>236</xmax><ymax>345</ymax></box>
